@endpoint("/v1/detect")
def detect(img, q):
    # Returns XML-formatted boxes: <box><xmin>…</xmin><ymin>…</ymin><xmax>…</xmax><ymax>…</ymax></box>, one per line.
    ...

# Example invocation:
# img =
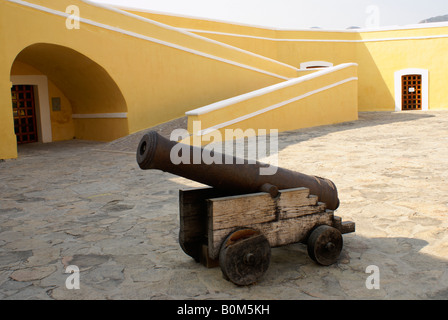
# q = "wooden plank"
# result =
<box><xmin>200</xmin><ymin>244</ymin><xmax>219</xmax><ymax>269</ymax></box>
<box><xmin>207</xmin><ymin>188</ymin><xmax>324</xmax><ymax>232</ymax></box>
<box><xmin>278</xmin><ymin>187</ymin><xmax>311</xmax><ymax>200</ymax></box>
<box><xmin>341</xmin><ymin>221</ymin><xmax>356</xmax><ymax>234</ymax></box>
<box><xmin>208</xmin><ymin>211</ymin><xmax>334</xmax><ymax>259</ymax></box>
<box><xmin>278</xmin><ymin>188</ymin><xmax>326</xmax><ymax>219</ymax></box>
<box><xmin>206</xmin><ymin>187</ymin><xmax>332</xmax><ymax>259</ymax></box>
<box><xmin>279</xmin><ymin>201</ymin><xmax>327</xmax><ymax>219</ymax></box>
<box><xmin>278</xmin><ymin>188</ymin><xmax>316</xmax><ymax>205</ymax></box>
<box><xmin>207</xmin><ymin>192</ymin><xmax>277</xmax><ymax>231</ymax></box>
<box><xmin>277</xmin><ymin>188</ymin><xmax>326</xmax><ymax>219</ymax></box>
<box><xmin>207</xmin><ymin>192</ymin><xmax>276</xmax><ymax>260</ymax></box>
<box><xmin>179</xmin><ymin>187</ymin><xmax>234</xmax><ymax>261</ymax></box>
<box><xmin>265</xmin><ymin>210</ymin><xmax>334</xmax><ymax>247</ymax></box>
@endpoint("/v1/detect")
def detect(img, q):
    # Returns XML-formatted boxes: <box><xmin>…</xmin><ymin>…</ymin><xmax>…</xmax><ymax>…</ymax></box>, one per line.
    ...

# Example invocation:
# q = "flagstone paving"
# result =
<box><xmin>0</xmin><ymin>111</ymin><xmax>447</xmax><ymax>300</ymax></box>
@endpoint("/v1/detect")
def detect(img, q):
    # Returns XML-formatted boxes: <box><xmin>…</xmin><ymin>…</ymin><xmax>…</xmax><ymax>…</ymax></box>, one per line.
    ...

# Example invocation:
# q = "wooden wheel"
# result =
<box><xmin>219</xmin><ymin>229</ymin><xmax>271</xmax><ymax>286</ymax></box>
<box><xmin>307</xmin><ymin>225</ymin><xmax>343</xmax><ymax>266</ymax></box>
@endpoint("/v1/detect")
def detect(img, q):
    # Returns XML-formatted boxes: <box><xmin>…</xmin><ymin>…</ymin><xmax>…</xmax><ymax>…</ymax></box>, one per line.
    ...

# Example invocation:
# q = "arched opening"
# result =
<box><xmin>9</xmin><ymin>43</ymin><xmax>128</xmax><ymax>143</ymax></box>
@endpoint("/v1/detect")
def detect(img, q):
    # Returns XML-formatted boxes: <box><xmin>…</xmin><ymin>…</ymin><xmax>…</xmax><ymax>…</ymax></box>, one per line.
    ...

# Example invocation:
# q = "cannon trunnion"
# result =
<box><xmin>137</xmin><ymin>131</ymin><xmax>355</xmax><ymax>286</ymax></box>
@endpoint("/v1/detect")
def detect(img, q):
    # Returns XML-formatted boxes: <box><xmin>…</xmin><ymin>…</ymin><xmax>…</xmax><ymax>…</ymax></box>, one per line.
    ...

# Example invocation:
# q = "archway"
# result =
<box><xmin>10</xmin><ymin>43</ymin><xmax>128</xmax><ymax>143</ymax></box>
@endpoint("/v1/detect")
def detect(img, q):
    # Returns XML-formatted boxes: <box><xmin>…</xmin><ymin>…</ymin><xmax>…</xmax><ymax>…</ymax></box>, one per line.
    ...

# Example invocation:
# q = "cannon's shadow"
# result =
<box><xmin>125</xmin><ymin>167</ymin><xmax>448</xmax><ymax>299</ymax></box>
<box><xmin>232</xmin><ymin>234</ymin><xmax>448</xmax><ymax>299</ymax></box>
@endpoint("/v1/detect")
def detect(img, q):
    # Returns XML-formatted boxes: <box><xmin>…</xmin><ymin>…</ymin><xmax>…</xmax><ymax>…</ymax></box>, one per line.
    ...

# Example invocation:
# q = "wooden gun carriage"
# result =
<box><xmin>137</xmin><ymin>131</ymin><xmax>355</xmax><ymax>286</ymax></box>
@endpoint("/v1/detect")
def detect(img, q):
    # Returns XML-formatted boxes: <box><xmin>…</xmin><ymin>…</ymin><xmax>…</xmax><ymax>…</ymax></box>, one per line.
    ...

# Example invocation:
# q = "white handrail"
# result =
<box><xmin>186</xmin><ymin>63</ymin><xmax>358</xmax><ymax>116</ymax></box>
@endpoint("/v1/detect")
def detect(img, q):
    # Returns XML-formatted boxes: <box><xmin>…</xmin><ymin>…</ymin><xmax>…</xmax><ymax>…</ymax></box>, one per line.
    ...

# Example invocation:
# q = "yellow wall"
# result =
<box><xmin>139</xmin><ymin>9</ymin><xmax>448</xmax><ymax>112</ymax></box>
<box><xmin>275</xmin><ymin>31</ymin><xmax>358</xmax><ymax>69</ymax></box>
<box><xmin>124</xmin><ymin>9</ymin><xmax>280</xmax><ymax>39</ymax></box>
<box><xmin>186</xmin><ymin>64</ymin><xmax>358</xmax><ymax>143</ymax></box>
<box><xmin>1</xmin><ymin>1</ymin><xmax>448</xmax><ymax>160</ymax></box>
<box><xmin>0</xmin><ymin>82</ymin><xmax>17</xmax><ymax>159</ymax></box>
<box><xmin>129</xmin><ymin>9</ymin><xmax>358</xmax><ymax>69</ymax></box>
<box><xmin>0</xmin><ymin>0</ymin><xmax>297</xmax><ymax>158</ymax></box>
<box><xmin>356</xmin><ymin>26</ymin><xmax>448</xmax><ymax>111</ymax></box>
<box><xmin>48</xmin><ymin>81</ymin><xmax>75</xmax><ymax>141</ymax></box>
<box><xmin>74</xmin><ymin>118</ymin><xmax>129</xmax><ymax>141</ymax></box>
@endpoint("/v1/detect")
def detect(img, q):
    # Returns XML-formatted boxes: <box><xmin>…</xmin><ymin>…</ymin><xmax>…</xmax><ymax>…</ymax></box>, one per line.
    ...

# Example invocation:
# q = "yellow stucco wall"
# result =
<box><xmin>127</xmin><ymin>9</ymin><xmax>358</xmax><ymax>69</ymax></box>
<box><xmin>186</xmin><ymin>64</ymin><xmax>358</xmax><ymax>143</ymax></box>
<box><xmin>1</xmin><ymin>1</ymin><xmax>447</xmax><ymax>159</ymax></box>
<box><xmin>139</xmin><ymin>10</ymin><xmax>448</xmax><ymax>112</ymax></box>
<box><xmin>356</xmin><ymin>26</ymin><xmax>448</xmax><ymax>111</ymax></box>
<box><xmin>0</xmin><ymin>0</ymin><xmax>297</xmax><ymax>159</ymax></box>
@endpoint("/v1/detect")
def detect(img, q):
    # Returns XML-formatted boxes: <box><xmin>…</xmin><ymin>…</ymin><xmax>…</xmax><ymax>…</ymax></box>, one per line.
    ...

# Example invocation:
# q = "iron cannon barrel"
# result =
<box><xmin>137</xmin><ymin>131</ymin><xmax>340</xmax><ymax>210</ymax></box>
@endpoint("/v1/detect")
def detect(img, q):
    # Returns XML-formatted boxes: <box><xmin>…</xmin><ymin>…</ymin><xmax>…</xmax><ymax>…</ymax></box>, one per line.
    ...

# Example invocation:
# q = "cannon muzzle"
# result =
<box><xmin>137</xmin><ymin>131</ymin><xmax>340</xmax><ymax>210</ymax></box>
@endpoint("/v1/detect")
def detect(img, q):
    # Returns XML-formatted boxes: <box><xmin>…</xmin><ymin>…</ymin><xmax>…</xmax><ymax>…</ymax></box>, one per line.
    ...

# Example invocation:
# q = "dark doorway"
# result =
<box><xmin>11</xmin><ymin>85</ymin><xmax>38</xmax><ymax>144</ymax></box>
<box><xmin>402</xmin><ymin>75</ymin><xmax>422</xmax><ymax>110</ymax></box>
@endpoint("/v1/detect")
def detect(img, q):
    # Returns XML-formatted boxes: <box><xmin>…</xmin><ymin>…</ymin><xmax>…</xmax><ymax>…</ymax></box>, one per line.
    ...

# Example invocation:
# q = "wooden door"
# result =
<box><xmin>402</xmin><ymin>75</ymin><xmax>422</xmax><ymax>110</ymax></box>
<box><xmin>11</xmin><ymin>85</ymin><xmax>38</xmax><ymax>144</ymax></box>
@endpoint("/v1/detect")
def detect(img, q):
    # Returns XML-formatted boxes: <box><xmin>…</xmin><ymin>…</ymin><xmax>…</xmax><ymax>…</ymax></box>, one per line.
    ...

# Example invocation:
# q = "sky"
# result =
<box><xmin>88</xmin><ymin>0</ymin><xmax>448</xmax><ymax>30</ymax></box>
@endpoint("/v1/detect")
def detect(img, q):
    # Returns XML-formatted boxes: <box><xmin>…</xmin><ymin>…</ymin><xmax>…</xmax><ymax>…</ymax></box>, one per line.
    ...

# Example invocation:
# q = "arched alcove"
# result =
<box><xmin>10</xmin><ymin>43</ymin><xmax>128</xmax><ymax>142</ymax></box>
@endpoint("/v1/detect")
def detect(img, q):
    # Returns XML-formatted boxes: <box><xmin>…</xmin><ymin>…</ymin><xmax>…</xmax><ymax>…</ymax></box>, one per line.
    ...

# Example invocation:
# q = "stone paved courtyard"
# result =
<box><xmin>1</xmin><ymin>111</ymin><xmax>447</xmax><ymax>300</ymax></box>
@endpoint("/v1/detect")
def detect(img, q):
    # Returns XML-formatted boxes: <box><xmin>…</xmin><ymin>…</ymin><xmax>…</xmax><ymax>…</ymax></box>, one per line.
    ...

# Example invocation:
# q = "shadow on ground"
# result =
<box><xmin>1</xmin><ymin>111</ymin><xmax>446</xmax><ymax>300</ymax></box>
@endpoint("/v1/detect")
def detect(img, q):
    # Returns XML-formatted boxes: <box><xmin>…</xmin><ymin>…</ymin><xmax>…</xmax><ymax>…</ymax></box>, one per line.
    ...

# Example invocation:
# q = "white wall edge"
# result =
<box><xmin>394</xmin><ymin>69</ymin><xmax>429</xmax><ymax>112</ymax></box>
<box><xmin>14</xmin><ymin>0</ymin><xmax>447</xmax><ymax>44</ymax></box>
<box><xmin>107</xmin><ymin>4</ymin><xmax>448</xmax><ymax>34</ymax></box>
<box><xmin>187</xmin><ymin>63</ymin><xmax>358</xmax><ymax>116</ymax></box>
<box><xmin>185</xmin><ymin>28</ymin><xmax>448</xmax><ymax>43</ymax></box>
<box><xmin>197</xmin><ymin>76</ymin><xmax>358</xmax><ymax>136</ymax></box>
<box><xmin>10</xmin><ymin>75</ymin><xmax>52</xmax><ymax>143</ymax></box>
<box><xmin>185</xmin><ymin>29</ymin><xmax>356</xmax><ymax>42</ymax></box>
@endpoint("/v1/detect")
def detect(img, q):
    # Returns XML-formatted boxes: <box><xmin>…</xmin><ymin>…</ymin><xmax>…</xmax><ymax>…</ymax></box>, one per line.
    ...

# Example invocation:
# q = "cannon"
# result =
<box><xmin>137</xmin><ymin>131</ymin><xmax>355</xmax><ymax>286</ymax></box>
